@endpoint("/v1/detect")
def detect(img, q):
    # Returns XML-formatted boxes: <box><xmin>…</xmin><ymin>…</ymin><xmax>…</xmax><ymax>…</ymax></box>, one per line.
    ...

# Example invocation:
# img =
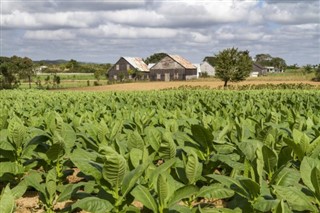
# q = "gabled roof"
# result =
<box><xmin>252</xmin><ymin>62</ymin><xmax>265</xmax><ymax>71</ymax></box>
<box><xmin>123</xmin><ymin>57</ymin><xmax>149</xmax><ymax>72</ymax></box>
<box><xmin>168</xmin><ymin>55</ymin><xmax>196</xmax><ymax>69</ymax></box>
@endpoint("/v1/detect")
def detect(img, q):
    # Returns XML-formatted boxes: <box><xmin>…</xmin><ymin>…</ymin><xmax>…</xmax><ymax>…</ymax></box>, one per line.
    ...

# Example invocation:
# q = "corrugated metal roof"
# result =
<box><xmin>169</xmin><ymin>55</ymin><xmax>196</xmax><ymax>69</ymax></box>
<box><xmin>147</xmin><ymin>63</ymin><xmax>155</xmax><ymax>69</ymax></box>
<box><xmin>123</xmin><ymin>57</ymin><xmax>149</xmax><ymax>72</ymax></box>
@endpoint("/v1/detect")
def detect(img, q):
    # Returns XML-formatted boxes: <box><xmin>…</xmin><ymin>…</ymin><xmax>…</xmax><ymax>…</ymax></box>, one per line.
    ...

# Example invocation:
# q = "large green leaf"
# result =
<box><xmin>252</xmin><ymin>196</ymin><xmax>279</xmax><ymax>212</ymax></box>
<box><xmin>0</xmin><ymin>162</ymin><xmax>24</xmax><ymax>176</ymax></box>
<box><xmin>129</xmin><ymin>148</ymin><xmax>143</xmax><ymax>168</ymax></box>
<box><xmin>24</xmin><ymin>171</ymin><xmax>45</xmax><ymax>195</ymax></box>
<box><xmin>238</xmin><ymin>140</ymin><xmax>260</xmax><ymax>162</ymax></box>
<box><xmin>197</xmin><ymin>184</ymin><xmax>234</xmax><ymax>199</ymax></box>
<box><xmin>157</xmin><ymin>173</ymin><xmax>168</xmax><ymax>208</ymax></box>
<box><xmin>272</xmin><ymin>199</ymin><xmax>291</xmax><ymax>213</ymax></box>
<box><xmin>0</xmin><ymin>185</ymin><xmax>15</xmax><ymax>213</ymax></box>
<box><xmin>128</xmin><ymin>130</ymin><xmax>145</xmax><ymax>151</ymax></box>
<box><xmin>273</xmin><ymin>185</ymin><xmax>317</xmax><ymax>212</ymax></box>
<box><xmin>109</xmin><ymin>120</ymin><xmax>123</xmax><ymax>141</ymax></box>
<box><xmin>150</xmin><ymin>158</ymin><xmax>176</xmax><ymax>188</ymax></box>
<box><xmin>262</xmin><ymin>145</ymin><xmax>278</xmax><ymax>176</ymax></box>
<box><xmin>311</xmin><ymin>167</ymin><xmax>320</xmax><ymax>199</ymax></box>
<box><xmin>168</xmin><ymin>185</ymin><xmax>199</xmax><ymax>207</ymax></box>
<box><xmin>119</xmin><ymin>160</ymin><xmax>150</xmax><ymax>204</ymax></box>
<box><xmin>300</xmin><ymin>157</ymin><xmax>319</xmax><ymax>192</ymax></box>
<box><xmin>208</xmin><ymin>174</ymin><xmax>249</xmax><ymax>200</ymax></box>
<box><xmin>186</xmin><ymin>151</ymin><xmax>202</xmax><ymax>184</ymax></box>
<box><xmin>191</xmin><ymin>125</ymin><xmax>213</xmax><ymax>150</ymax></box>
<box><xmin>45</xmin><ymin>169</ymin><xmax>57</xmax><ymax>205</ymax></box>
<box><xmin>238</xmin><ymin>178</ymin><xmax>260</xmax><ymax>200</ymax></box>
<box><xmin>46</xmin><ymin>142</ymin><xmax>65</xmax><ymax>161</ymax></box>
<box><xmin>144</xmin><ymin>127</ymin><xmax>161</xmax><ymax>151</ymax></box>
<box><xmin>57</xmin><ymin>183</ymin><xmax>83</xmax><ymax>202</ymax></box>
<box><xmin>102</xmin><ymin>153</ymin><xmax>127</xmax><ymax>189</ymax></box>
<box><xmin>8</xmin><ymin>117</ymin><xmax>26</xmax><ymax>148</ymax></box>
<box><xmin>271</xmin><ymin>167</ymin><xmax>300</xmax><ymax>187</ymax></box>
<box><xmin>159</xmin><ymin>132</ymin><xmax>176</xmax><ymax>159</ymax></box>
<box><xmin>70</xmin><ymin>148</ymin><xmax>102</xmax><ymax>180</ymax></box>
<box><xmin>72</xmin><ymin>197</ymin><xmax>113</xmax><ymax>213</ymax></box>
<box><xmin>131</xmin><ymin>185</ymin><xmax>158</xmax><ymax>212</ymax></box>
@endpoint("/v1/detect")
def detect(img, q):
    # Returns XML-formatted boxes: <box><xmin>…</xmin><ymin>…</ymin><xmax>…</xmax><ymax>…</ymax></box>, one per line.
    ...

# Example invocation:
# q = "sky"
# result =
<box><xmin>1</xmin><ymin>0</ymin><xmax>319</xmax><ymax>65</ymax></box>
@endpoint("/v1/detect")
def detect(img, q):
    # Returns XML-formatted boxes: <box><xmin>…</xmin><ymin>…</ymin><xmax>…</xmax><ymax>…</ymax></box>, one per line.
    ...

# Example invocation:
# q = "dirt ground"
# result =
<box><xmin>61</xmin><ymin>80</ymin><xmax>320</xmax><ymax>92</ymax></box>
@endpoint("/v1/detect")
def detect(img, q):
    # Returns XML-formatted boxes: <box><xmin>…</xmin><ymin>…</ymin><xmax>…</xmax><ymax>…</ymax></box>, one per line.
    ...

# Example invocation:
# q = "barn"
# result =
<box><xmin>108</xmin><ymin>57</ymin><xmax>149</xmax><ymax>81</ymax></box>
<box><xmin>149</xmin><ymin>55</ymin><xmax>197</xmax><ymax>81</ymax></box>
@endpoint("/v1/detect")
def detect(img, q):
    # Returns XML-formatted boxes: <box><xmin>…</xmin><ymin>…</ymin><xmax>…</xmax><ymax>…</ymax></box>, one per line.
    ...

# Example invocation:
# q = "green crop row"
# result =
<box><xmin>0</xmin><ymin>89</ymin><xmax>319</xmax><ymax>213</ymax></box>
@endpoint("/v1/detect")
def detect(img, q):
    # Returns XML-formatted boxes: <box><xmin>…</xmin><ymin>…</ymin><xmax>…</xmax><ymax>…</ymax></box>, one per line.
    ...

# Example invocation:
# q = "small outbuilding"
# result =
<box><xmin>108</xmin><ymin>57</ymin><xmax>149</xmax><ymax>81</ymax></box>
<box><xmin>200</xmin><ymin>61</ymin><xmax>215</xmax><ymax>76</ymax></box>
<box><xmin>252</xmin><ymin>63</ymin><xmax>267</xmax><ymax>76</ymax></box>
<box><xmin>149</xmin><ymin>55</ymin><xmax>197</xmax><ymax>81</ymax></box>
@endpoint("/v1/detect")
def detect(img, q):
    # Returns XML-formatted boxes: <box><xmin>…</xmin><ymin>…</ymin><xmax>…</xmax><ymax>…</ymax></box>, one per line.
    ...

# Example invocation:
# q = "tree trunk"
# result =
<box><xmin>28</xmin><ymin>75</ymin><xmax>31</xmax><ymax>89</ymax></box>
<box><xmin>224</xmin><ymin>80</ymin><xmax>228</xmax><ymax>87</ymax></box>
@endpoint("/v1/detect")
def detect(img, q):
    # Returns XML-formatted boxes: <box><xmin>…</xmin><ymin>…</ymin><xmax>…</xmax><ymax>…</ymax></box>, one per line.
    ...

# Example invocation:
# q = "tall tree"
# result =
<box><xmin>0</xmin><ymin>56</ymin><xmax>18</xmax><ymax>89</ymax></box>
<box><xmin>215</xmin><ymin>47</ymin><xmax>253</xmax><ymax>87</ymax></box>
<box><xmin>0</xmin><ymin>56</ymin><xmax>34</xmax><ymax>89</ymax></box>
<box><xmin>144</xmin><ymin>53</ymin><xmax>167</xmax><ymax>65</ymax></box>
<box><xmin>270</xmin><ymin>57</ymin><xmax>286</xmax><ymax>71</ymax></box>
<box><xmin>16</xmin><ymin>57</ymin><xmax>34</xmax><ymax>89</ymax></box>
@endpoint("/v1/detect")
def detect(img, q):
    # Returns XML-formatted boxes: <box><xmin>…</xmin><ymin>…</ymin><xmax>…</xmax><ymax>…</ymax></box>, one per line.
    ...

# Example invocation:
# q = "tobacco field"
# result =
<box><xmin>0</xmin><ymin>89</ymin><xmax>319</xmax><ymax>213</ymax></box>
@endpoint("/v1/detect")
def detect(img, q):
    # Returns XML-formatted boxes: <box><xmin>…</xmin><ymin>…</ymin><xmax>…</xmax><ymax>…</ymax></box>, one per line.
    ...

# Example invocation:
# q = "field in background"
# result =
<box><xmin>17</xmin><ymin>71</ymin><xmax>318</xmax><ymax>90</ymax></box>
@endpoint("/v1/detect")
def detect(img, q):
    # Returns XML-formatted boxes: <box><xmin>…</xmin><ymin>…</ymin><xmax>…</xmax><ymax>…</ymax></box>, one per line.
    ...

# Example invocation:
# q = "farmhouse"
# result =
<box><xmin>150</xmin><ymin>55</ymin><xmax>197</xmax><ymax>81</ymax></box>
<box><xmin>108</xmin><ymin>57</ymin><xmax>149</xmax><ymax>81</ymax></box>
<box><xmin>251</xmin><ymin>63</ymin><xmax>266</xmax><ymax>77</ymax></box>
<box><xmin>200</xmin><ymin>61</ymin><xmax>215</xmax><ymax>76</ymax></box>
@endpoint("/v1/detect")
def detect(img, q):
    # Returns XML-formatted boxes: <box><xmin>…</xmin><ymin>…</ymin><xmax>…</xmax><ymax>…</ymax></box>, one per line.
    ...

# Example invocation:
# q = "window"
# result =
<box><xmin>127</xmin><ymin>64</ymin><xmax>130</xmax><ymax>70</ymax></box>
<box><xmin>157</xmin><ymin>74</ymin><xmax>161</xmax><ymax>80</ymax></box>
<box><xmin>113</xmin><ymin>75</ymin><xmax>117</xmax><ymax>80</ymax></box>
<box><xmin>174</xmin><ymin>73</ymin><xmax>179</xmax><ymax>79</ymax></box>
<box><xmin>128</xmin><ymin>75</ymin><xmax>132</xmax><ymax>79</ymax></box>
<box><xmin>116</xmin><ymin>64</ymin><xmax>119</xmax><ymax>70</ymax></box>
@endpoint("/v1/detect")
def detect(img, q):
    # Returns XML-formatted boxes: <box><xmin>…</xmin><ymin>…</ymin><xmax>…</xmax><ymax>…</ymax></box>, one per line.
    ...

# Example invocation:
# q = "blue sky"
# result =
<box><xmin>1</xmin><ymin>0</ymin><xmax>319</xmax><ymax>65</ymax></box>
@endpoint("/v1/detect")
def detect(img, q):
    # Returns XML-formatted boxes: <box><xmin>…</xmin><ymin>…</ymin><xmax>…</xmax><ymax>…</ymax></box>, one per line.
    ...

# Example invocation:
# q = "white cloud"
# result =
<box><xmin>24</xmin><ymin>30</ymin><xmax>76</xmax><ymax>40</ymax></box>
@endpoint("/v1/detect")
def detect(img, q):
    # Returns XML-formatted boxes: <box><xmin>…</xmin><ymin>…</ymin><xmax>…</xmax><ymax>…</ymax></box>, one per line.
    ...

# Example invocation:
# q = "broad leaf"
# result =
<box><xmin>131</xmin><ymin>185</ymin><xmax>158</xmax><ymax>212</ymax></box>
<box><xmin>262</xmin><ymin>145</ymin><xmax>278</xmax><ymax>176</ymax></box>
<box><xmin>168</xmin><ymin>185</ymin><xmax>199</xmax><ymax>207</ymax></box>
<box><xmin>273</xmin><ymin>185</ymin><xmax>317</xmax><ymax>212</ymax></box>
<box><xmin>102</xmin><ymin>153</ymin><xmax>127</xmax><ymax>189</ymax></box>
<box><xmin>157</xmin><ymin>173</ymin><xmax>168</xmax><ymax>207</ymax></box>
<box><xmin>72</xmin><ymin>197</ymin><xmax>113</xmax><ymax>213</ymax></box>
<box><xmin>191</xmin><ymin>125</ymin><xmax>213</xmax><ymax>150</ymax></box>
<box><xmin>300</xmin><ymin>157</ymin><xmax>319</xmax><ymax>192</ymax></box>
<box><xmin>197</xmin><ymin>184</ymin><xmax>234</xmax><ymax>199</ymax></box>
<box><xmin>0</xmin><ymin>185</ymin><xmax>15</xmax><ymax>213</ymax></box>
<box><xmin>186</xmin><ymin>151</ymin><xmax>201</xmax><ymax>184</ymax></box>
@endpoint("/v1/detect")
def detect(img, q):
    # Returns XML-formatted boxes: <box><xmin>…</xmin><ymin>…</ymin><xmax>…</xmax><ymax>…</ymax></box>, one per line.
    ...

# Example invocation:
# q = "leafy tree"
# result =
<box><xmin>315</xmin><ymin>65</ymin><xmax>320</xmax><ymax>81</ymax></box>
<box><xmin>16</xmin><ymin>57</ymin><xmax>34</xmax><ymax>89</ymax></box>
<box><xmin>66</xmin><ymin>59</ymin><xmax>79</xmax><ymax>71</ymax></box>
<box><xmin>203</xmin><ymin>56</ymin><xmax>217</xmax><ymax>67</ymax></box>
<box><xmin>144</xmin><ymin>53</ymin><xmax>167</xmax><ymax>65</ymax></box>
<box><xmin>0</xmin><ymin>56</ymin><xmax>33</xmax><ymax>89</ymax></box>
<box><xmin>215</xmin><ymin>47</ymin><xmax>253</xmax><ymax>87</ymax></box>
<box><xmin>255</xmin><ymin>54</ymin><xmax>272</xmax><ymax>65</ymax></box>
<box><xmin>94</xmin><ymin>68</ymin><xmax>106</xmax><ymax>82</ymax></box>
<box><xmin>271</xmin><ymin>57</ymin><xmax>286</xmax><ymax>72</ymax></box>
<box><xmin>0</xmin><ymin>57</ymin><xmax>17</xmax><ymax>89</ymax></box>
<box><xmin>303</xmin><ymin>64</ymin><xmax>313</xmax><ymax>75</ymax></box>
<box><xmin>255</xmin><ymin>54</ymin><xmax>287</xmax><ymax>71</ymax></box>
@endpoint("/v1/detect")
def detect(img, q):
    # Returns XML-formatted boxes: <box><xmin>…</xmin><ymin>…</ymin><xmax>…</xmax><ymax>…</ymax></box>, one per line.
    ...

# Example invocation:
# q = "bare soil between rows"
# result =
<box><xmin>59</xmin><ymin>80</ymin><xmax>319</xmax><ymax>92</ymax></box>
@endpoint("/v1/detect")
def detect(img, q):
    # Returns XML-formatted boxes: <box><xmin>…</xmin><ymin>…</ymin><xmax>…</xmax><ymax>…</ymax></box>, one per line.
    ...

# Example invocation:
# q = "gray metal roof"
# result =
<box><xmin>169</xmin><ymin>55</ymin><xmax>196</xmax><ymax>69</ymax></box>
<box><xmin>123</xmin><ymin>57</ymin><xmax>149</xmax><ymax>72</ymax></box>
